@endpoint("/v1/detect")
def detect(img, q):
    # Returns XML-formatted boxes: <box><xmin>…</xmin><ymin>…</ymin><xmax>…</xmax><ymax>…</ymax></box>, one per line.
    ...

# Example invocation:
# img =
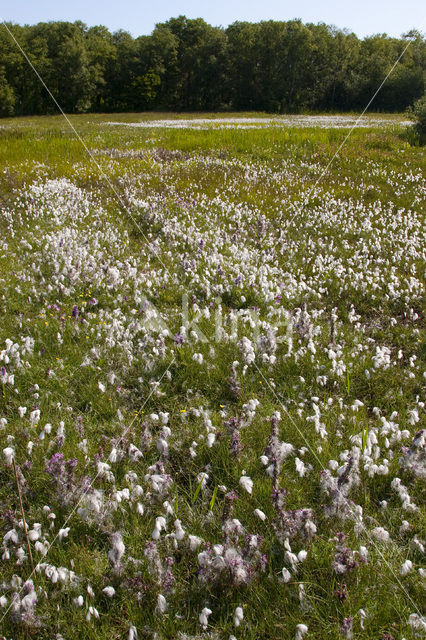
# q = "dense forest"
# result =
<box><xmin>0</xmin><ymin>16</ymin><xmax>424</xmax><ymax>116</ymax></box>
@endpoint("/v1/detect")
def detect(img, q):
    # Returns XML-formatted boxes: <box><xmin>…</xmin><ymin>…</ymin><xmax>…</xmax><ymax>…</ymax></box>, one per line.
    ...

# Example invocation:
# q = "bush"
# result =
<box><xmin>411</xmin><ymin>94</ymin><xmax>426</xmax><ymax>143</ymax></box>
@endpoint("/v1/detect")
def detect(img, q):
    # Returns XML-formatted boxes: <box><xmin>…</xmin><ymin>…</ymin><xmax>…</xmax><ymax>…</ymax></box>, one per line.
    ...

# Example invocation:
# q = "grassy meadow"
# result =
<box><xmin>0</xmin><ymin>113</ymin><xmax>424</xmax><ymax>640</ymax></box>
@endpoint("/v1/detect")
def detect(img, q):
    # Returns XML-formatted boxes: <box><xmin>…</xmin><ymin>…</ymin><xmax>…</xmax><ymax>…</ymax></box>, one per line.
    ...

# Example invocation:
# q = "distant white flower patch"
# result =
<box><xmin>105</xmin><ymin>115</ymin><xmax>412</xmax><ymax>130</ymax></box>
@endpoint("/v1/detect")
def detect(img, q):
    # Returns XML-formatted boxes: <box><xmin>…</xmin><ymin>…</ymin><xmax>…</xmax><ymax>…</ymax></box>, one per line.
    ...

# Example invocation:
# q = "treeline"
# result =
<box><xmin>0</xmin><ymin>16</ymin><xmax>425</xmax><ymax>116</ymax></box>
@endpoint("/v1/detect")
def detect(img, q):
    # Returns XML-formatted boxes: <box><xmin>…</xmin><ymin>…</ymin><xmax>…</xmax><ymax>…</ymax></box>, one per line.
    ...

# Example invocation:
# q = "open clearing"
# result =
<box><xmin>0</xmin><ymin>113</ymin><xmax>424</xmax><ymax>640</ymax></box>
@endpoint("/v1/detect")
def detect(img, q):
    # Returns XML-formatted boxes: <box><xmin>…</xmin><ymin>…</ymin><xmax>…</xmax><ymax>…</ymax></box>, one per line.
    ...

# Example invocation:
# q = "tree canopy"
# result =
<box><xmin>0</xmin><ymin>17</ymin><xmax>424</xmax><ymax>116</ymax></box>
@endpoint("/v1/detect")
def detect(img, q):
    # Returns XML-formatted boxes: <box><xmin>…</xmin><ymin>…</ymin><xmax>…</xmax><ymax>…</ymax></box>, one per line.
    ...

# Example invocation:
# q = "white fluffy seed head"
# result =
<box><xmin>233</xmin><ymin>606</ymin><xmax>244</xmax><ymax>627</ymax></box>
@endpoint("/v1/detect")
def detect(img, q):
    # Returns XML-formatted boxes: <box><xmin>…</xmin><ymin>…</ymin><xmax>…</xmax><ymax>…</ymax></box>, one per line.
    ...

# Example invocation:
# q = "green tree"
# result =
<box><xmin>157</xmin><ymin>16</ymin><xmax>228</xmax><ymax>110</ymax></box>
<box><xmin>85</xmin><ymin>25</ymin><xmax>116</xmax><ymax>111</ymax></box>
<box><xmin>0</xmin><ymin>67</ymin><xmax>15</xmax><ymax>116</ymax></box>
<box><xmin>103</xmin><ymin>29</ymin><xmax>139</xmax><ymax>111</ymax></box>
<box><xmin>226</xmin><ymin>22</ymin><xmax>261</xmax><ymax>110</ymax></box>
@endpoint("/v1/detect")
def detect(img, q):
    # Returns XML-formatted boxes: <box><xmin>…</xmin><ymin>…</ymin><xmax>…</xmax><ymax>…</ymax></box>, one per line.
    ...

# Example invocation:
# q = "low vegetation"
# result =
<box><xmin>0</xmin><ymin>114</ymin><xmax>424</xmax><ymax>639</ymax></box>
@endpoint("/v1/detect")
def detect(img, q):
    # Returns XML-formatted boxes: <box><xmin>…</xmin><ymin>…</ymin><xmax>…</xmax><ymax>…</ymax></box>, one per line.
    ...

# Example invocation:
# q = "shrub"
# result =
<box><xmin>411</xmin><ymin>94</ymin><xmax>426</xmax><ymax>142</ymax></box>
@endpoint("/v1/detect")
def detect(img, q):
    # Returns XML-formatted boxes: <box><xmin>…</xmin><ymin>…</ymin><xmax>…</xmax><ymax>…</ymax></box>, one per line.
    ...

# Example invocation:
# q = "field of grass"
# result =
<box><xmin>0</xmin><ymin>113</ymin><xmax>424</xmax><ymax>640</ymax></box>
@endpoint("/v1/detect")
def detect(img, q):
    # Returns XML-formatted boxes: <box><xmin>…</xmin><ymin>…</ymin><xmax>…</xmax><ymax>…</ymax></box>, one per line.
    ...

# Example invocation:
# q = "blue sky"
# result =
<box><xmin>1</xmin><ymin>0</ymin><xmax>424</xmax><ymax>38</ymax></box>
